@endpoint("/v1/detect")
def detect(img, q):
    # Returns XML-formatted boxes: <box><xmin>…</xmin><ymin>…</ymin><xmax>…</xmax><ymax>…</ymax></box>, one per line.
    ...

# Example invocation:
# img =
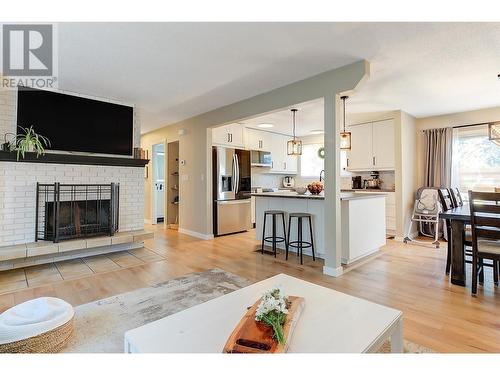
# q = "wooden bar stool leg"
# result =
<box><xmin>261</xmin><ymin>213</ymin><xmax>267</xmax><ymax>254</ymax></box>
<box><xmin>308</xmin><ymin>216</ymin><xmax>315</xmax><ymax>261</ymax></box>
<box><xmin>286</xmin><ymin>215</ymin><xmax>291</xmax><ymax>261</ymax></box>
<box><xmin>272</xmin><ymin>214</ymin><xmax>277</xmax><ymax>258</ymax></box>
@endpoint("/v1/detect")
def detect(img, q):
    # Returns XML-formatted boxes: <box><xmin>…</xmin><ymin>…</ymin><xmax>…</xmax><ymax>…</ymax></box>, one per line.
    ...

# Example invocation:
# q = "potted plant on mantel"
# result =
<box><xmin>10</xmin><ymin>126</ymin><xmax>51</xmax><ymax>161</ymax></box>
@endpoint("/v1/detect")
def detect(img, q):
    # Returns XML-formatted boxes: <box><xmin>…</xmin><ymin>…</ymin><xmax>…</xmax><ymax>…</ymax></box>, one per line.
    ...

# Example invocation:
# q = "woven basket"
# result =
<box><xmin>0</xmin><ymin>317</ymin><xmax>74</xmax><ymax>353</ymax></box>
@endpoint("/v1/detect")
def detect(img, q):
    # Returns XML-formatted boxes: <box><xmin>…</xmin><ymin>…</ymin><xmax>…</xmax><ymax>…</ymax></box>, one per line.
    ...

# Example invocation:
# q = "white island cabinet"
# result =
<box><xmin>253</xmin><ymin>192</ymin><xmax>386</xmax><ymax>265</ymax></box>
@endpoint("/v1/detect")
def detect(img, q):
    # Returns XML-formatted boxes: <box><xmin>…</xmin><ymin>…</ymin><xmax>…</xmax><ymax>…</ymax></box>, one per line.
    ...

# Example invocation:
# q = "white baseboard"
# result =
<box><xmin>323</xmin><ymin>265</ymin><xmax>344</xmax><ymax>277</ymax></box>
<box><xmin>178</xmin><ymin>228</ymin><xmax>214</xmax><ymax>240</ymax></box>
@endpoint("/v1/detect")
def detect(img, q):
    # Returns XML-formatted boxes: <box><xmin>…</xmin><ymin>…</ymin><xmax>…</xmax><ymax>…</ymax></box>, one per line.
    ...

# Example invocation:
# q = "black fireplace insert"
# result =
<box><xmin>35</xmin><ymin>183</ymin><xmax>119</xmax><ymax>242</ymax></box>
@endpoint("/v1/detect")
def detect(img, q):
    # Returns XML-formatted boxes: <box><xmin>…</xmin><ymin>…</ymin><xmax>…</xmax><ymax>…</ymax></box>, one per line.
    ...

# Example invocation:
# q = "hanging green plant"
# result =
<box><xmin>14</xmin><ymin>126</ymin><xmax>51</xmax><ymax>161</ymax></box>
<box><xmin>318</xmin><ymin>146</ymin><xmax>325</xmax><ymax>159</ymax></box>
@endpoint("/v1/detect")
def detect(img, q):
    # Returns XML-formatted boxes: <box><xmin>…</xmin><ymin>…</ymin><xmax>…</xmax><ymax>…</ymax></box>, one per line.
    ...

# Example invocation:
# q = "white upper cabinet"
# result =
<box><xmin>346</xmin><ymin>119</ymin><xmax>395</xmax><ymax>171</ymax></box>
<box><xmin>346</xmin><ymin>122</ymin><xmax>373</xmax><ymax>171</ymax></box>
<box><xmin>372</xmin><ymin>119</ymin><xmax>395</xmax><ymax>170</ymax></box>
<box><xmin>244</xmin><ymin>128</ymin><xmax>272</xmax><ymax>152</ymax></box>
<box><xmin>212</xmin><ymin>124</ymin><xmax>244</xmax><ymax>148</ymax></box>
<box><xmin>270</xmin><ymin>133</ymin><xmax>297</xmax><ymax>174</ymax></box>
<box><xmin>212</xmin><ymin>125</ymin><xmax>297</xmax><ymax>174</ymax></box>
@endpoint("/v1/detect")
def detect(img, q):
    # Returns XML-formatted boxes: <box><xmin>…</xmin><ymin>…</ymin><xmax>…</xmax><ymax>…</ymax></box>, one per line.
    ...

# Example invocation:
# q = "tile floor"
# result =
<box><xmin>0</xmin><ymin>247</ymin><xmax>164</xmax><ymax>295</ymax></box>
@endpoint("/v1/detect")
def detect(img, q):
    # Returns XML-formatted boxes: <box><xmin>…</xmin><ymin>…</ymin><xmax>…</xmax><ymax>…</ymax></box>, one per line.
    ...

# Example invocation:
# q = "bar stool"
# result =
<box><xmin>287</xmin><ymin>213</ymin><xmax>315</xmax><ymax>265</ymax></box>
<box><xmin>261</xmin><ymin>210</ymin><xmax>288</xmax><ymax>258</ymax></box>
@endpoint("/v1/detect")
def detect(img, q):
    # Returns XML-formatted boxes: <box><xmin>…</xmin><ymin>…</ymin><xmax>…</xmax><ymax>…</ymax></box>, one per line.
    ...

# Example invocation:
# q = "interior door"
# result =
<box><xmin>346</xmin><ymin>123</ymin><xmax>373</xmax><ymax>170</ymax></box>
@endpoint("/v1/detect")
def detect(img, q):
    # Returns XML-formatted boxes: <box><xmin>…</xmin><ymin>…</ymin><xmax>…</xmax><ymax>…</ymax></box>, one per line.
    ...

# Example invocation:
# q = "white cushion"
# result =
<box><xmin>0</xmin><ymin>297</ymin><xmax>74</xmax><ymax>344</ymax></box>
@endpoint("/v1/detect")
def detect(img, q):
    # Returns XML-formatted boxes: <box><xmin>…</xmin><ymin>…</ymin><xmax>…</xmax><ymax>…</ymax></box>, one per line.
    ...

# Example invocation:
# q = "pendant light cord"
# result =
<box><xmin>292</xmin><ymin>109</ymin><xmax>297</xmax><ymax>140</ymax></box>
<box><xmin>341</xmin><ymin>96</ymin><xmax>348</xmax><ymax>132</ymax></box>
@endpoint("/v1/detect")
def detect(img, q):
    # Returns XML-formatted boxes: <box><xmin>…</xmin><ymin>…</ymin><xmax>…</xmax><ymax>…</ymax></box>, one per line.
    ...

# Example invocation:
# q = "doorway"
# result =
<box><xmin>152</xmin><ymin>142</ymin><xmax>165</xmax><ymax>225</ymax></box>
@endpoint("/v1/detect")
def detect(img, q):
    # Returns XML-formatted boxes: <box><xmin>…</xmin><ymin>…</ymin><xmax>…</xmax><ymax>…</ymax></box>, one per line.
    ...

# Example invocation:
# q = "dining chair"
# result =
<box><xmin>450</xmin><ymin>188</ymin><xmax>463</xmax><ymax>207</ymax></box>
<box><xmin>438</xmin><ymin>188</ymin><xmax>456</xmax><ymax>274</ymax></box>
<box><xmin>469</xmin><ymin>191</ymin><xmax>500</xmax><ymax>295</ymax></box>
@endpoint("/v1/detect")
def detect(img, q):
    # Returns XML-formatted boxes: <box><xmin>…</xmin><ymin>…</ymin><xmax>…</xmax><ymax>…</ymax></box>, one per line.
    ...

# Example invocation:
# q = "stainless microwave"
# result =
<box><xmin>250</xmin><ymin>150</ymin><xmax>272</xmax><ymax>167</ymax></box>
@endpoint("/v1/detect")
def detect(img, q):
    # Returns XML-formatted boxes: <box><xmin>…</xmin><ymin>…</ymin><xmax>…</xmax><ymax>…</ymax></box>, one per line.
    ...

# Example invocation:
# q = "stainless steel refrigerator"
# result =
<box><xmin>212</xmin><ymin>146</ymin><xmax>252</xmax><ymax>236</ymax></box>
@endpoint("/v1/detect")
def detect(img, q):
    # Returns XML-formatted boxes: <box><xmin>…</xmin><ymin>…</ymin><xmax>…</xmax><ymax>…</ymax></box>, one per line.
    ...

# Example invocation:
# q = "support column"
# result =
<box><xmin>323</xmin><ymin>93</ymin><xmax>343</xmax><ymax>277</ymax></box>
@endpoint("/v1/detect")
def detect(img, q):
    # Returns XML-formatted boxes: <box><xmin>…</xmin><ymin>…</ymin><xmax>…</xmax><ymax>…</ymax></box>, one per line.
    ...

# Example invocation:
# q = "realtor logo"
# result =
<box><xmin>1</xmin><ymin>23</ymin><xmax>57</xmax><ymax>89</ymax></box>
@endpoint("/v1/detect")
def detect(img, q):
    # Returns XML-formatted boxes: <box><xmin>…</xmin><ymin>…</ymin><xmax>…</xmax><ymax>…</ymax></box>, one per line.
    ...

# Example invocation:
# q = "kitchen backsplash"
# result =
<box><xmin>251</xmin><ymin>167</ymin><xmax>283</xmax><ymax>188</ymax></box>
<box><xmin>341</xmin><ymin>171</ymin><xmax>395</xmax><ymax>191</ymax></box>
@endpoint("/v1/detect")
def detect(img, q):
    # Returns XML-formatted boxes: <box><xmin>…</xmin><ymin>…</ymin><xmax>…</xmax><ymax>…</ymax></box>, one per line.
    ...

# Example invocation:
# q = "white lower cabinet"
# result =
<box><xmin>353</xmin><ymin>191</ymin><xmax>396</xmax><ymax>234</ymax></box>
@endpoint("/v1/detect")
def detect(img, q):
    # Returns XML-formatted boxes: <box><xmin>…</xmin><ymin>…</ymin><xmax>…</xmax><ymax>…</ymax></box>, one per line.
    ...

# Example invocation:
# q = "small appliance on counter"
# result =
<box><xmin>352</xmin><ymin>176</ymin><xmax>362</xmax><ymax>189</ymax></box>
<box><xmin>282</xmin><ymin>176</ymin><xmax>295</xmax><ymax>188</ymax></box>
<box><xmin>363</xmin><ymin>171</ymin><xmax>382</xmax><ymax>189</ymax></box>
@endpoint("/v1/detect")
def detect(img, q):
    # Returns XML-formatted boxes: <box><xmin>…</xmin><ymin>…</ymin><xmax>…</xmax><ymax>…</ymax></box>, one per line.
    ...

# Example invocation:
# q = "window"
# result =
<box><xmin>300</xmin><ymin>143</ymin><xmax>324</xmax><ymax>178</ymax></box>
<box><xmin>452</xmin><ymin>124</ymin><xmax>500</xmax><ymax>194</ymax></box>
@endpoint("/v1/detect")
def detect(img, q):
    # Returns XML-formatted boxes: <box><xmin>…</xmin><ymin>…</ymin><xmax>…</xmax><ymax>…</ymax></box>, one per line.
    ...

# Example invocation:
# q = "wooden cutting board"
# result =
<box><xmin>223</xmin><ymin>296</ymin><xmax>305</xmax><ymax>353</ymax></box>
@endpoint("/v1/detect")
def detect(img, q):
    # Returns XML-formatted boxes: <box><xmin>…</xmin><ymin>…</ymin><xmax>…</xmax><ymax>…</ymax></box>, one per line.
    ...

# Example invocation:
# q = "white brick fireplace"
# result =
<box><xmin>0</xmin><ymin>162</ymin><xmax>144</xmax><ymax>247</ymax></box>
<box><xmin>0</xmin><ymin>87</ymin><xmax>149</xmax><ymax>270</ymax></box>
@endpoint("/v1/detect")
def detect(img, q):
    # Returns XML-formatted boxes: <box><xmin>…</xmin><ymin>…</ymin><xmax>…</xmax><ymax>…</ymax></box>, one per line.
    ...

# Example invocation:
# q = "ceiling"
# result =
<box><xmin>241</xmin><ymin>98</ymin><xmax>324</xmax><ymax>137</ymax></box>
<box><xmin>52</xmin><ymin>23</ymin><xmax>500</xmax><ymax>133</ymax></box>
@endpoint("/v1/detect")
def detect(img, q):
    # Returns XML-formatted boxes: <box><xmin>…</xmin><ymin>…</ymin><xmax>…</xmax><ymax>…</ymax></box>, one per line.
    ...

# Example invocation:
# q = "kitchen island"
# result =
<box><xmin>252</xmin><ymin>191</ymin><xmax>386</xmax><ymax>264</ymax></box>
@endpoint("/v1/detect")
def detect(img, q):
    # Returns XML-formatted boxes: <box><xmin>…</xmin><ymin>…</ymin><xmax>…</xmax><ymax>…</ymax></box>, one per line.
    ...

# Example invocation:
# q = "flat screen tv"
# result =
<box><xmin>17</xmin><ymin>87</ymin><xmax>134</xmax><ymax>156</ymax></box>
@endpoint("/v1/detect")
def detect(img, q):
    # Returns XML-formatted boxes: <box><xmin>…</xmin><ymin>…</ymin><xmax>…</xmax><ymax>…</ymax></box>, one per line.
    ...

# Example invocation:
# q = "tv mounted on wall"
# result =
<box><xmin>17</xmin><ymin>87</ymin><xmax>134</xmax><ymax>156</ymax></box>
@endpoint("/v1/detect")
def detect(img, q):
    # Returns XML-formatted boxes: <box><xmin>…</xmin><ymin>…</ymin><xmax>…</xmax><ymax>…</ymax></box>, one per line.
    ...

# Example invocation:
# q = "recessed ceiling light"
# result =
<box><xmin>257</xmin><ymin>123</ymin><xmax>274</xmax><ymax>128</ymax></box>
<box><xmin>310</xmin><ymin>129</ymin><xmax>324</xmax><ymax>135</ymax></box>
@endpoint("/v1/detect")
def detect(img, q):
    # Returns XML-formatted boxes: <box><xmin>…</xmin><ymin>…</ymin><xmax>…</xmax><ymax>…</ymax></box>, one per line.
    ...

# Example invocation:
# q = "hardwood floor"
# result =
<box><xmin>0</xmin><ymin>225</ymin><xmax>499</xmax><ymax>353</ymax></box>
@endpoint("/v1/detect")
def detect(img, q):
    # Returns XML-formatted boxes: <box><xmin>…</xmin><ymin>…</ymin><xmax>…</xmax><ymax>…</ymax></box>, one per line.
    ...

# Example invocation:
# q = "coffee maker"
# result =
<box><xmin>351</xmin><ymin>176</ymin><xmax>362</xmax><ymax>189</ymax></box>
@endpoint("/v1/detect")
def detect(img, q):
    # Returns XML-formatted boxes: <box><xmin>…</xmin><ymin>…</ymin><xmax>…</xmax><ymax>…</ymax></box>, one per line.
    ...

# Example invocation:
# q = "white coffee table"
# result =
<box><xmin>124</xmin><ymin>273</ymin><xmax>403</xmax><ymax>353</ymax></box>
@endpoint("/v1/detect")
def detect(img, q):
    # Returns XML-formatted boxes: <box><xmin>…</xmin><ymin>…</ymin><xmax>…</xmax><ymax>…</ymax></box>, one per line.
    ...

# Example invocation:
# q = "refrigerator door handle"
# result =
<box><xmin>234</xmin><ymin>154</ymin><xmax>240</xmax><ymax>194</ymax></box>
<box><xmin>231</xmin><ymin>154</ymin><xmax>237</xmax><ymax>193</ymax></box>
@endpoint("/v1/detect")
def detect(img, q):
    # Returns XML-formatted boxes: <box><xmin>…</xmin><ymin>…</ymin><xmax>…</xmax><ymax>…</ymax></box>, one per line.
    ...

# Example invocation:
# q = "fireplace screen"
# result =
<box><xmin>36</xmin><ymin>183</ymin><xmax>119</xmax><ymax>242</ymax></box>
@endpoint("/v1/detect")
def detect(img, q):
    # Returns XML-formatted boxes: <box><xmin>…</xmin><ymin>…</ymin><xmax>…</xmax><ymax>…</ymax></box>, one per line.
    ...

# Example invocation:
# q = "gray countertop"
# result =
<box><xmin>251</xmin><ymin>192</ymin><xmax>387</xmax><ymax>201</ymax></box>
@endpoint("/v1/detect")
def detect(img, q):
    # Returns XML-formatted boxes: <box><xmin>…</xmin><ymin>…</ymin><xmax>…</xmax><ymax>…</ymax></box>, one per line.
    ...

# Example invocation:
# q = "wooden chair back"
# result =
<box><xmin>450</xmin><ymin>188</ymin><xmax>463</xmax><ymax>207</ymax></box>
<box><xmin>468</xmin><ymin>191</ymin><xmax>500</xmax><ymax>246</ymax></box>
<box><xmin>438</xmin><ymin>188</ymin><xmax>455</xmax><ymax>211</ymax></box>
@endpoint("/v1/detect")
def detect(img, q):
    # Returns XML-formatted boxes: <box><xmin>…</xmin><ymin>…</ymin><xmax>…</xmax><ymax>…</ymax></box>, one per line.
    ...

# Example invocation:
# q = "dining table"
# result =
<box><xmin>439</xmin><ymin>205</ymin><xmax>470</xmax><ymax>286</ymax></box>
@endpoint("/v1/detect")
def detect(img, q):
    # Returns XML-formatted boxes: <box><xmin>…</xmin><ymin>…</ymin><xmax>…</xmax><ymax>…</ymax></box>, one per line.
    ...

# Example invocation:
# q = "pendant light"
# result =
<box><xmin>340</xmin><ymin>95</ymin><xmax>351</xmax><ymax>150</ymax></box>
<box><xmin>287</xmin><ymin>108</ymin><xmax>302</xmax><ymax>155</ymax></box>
<box><xmin>488</xmin><ymin>122</ymin><xmax>500</xmax><ymax>146</ymax></box>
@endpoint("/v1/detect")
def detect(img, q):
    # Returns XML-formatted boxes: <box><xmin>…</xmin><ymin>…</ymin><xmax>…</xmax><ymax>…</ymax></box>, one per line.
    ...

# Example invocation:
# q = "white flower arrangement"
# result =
<box><xmin>255</xmin><ymin>286</ymin><xmax>290</xmax><ymax>345</ymax></box>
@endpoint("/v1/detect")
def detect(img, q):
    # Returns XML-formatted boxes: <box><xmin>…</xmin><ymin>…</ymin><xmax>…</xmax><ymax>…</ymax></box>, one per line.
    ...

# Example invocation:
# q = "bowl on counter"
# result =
<box><xmin>307</xmin><ymin>181</ymin><xmax>324</xmax><ymax>195</ymax></box>
<box><xmin>295</xmin><ymin>186</ymin><xmax>307</xmax><ymax>195</ymax></box>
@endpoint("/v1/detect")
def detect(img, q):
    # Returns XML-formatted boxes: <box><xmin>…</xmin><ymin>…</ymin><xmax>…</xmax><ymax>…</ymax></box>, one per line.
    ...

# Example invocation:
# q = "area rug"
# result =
<box><xmin>63</xmin><ymin>268</ymin><xmax>433</xmax><ymax>353</ymax></box>
<box><xmin>64</xmin><ymin>268</ymin><xmax>250</xmax><ymax>353</ymax></box>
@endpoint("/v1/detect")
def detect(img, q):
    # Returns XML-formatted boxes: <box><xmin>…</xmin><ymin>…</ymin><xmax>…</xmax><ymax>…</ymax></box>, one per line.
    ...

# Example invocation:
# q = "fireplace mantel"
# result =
<box><xmin>0</xmin><ymin>150</ymin><xmax>149</xmax><ymax>168</ymax></box>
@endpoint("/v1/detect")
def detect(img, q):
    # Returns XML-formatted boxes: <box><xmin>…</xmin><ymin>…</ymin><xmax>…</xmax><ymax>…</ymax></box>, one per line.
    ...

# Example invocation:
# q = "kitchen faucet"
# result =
<box><xmin>319</xmin><ymin>170</ymin><xmax>325</xmax><ymax>182</ymax></box>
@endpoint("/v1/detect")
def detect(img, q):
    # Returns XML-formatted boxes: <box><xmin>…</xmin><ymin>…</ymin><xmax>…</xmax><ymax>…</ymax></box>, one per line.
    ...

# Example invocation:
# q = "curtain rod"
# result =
<box><xmin>422</xmin><ymin>121</ymin><xmax>497</xmax><ymax>132</ymax></box>
<box><xmin>453</xmin><ymin>122</ymin><xmax>493</xmax><ymax>129</ymax></box>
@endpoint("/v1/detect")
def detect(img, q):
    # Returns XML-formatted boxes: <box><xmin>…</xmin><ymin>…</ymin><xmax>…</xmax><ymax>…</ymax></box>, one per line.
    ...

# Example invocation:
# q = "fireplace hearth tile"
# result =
<box><xmin>82</xmin><ymin>255</ymin><xmax>120</xmax><ymax>273</ymax></box>
<box><xmin>0</xmin><ymin>244</ymin><xmax>27</xmax><ymax>261</ymax></box>
<box><xmin>86</xmin><ymin>237</ymin><xmax>112</xmax><ymax>248</ymax></box>
<box><xmin>111</xmin><ymin>234</ymin><xmax>134</xmax><ymax>245</ymax></box>
<box><xmin>55</xmin><ymin>259</ymin><xmax>94</xmax><ymax>279</ymax></box>
<box><xmin>25</xmin><ymin>263</ymin><xmax>63</xmax><ymax>287</ymax></box>
<box><xmin>26</xmin><ymin>242</ymin><xmax>59</xmax><ymax>257</ymax></box>
<box><xmin>107</xmin><ymin>251</ymin><xmax>145</xmax><ymax>268</ymax></box>
<box><xmin>58</xmin><ymin>240</ymin><xmax>87</xmax><ymax>253</ymax></box>
<box><xmin>128</xmin><ymin>248</ymin><xmax>163</xmax><ymax>263</ymax></box>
